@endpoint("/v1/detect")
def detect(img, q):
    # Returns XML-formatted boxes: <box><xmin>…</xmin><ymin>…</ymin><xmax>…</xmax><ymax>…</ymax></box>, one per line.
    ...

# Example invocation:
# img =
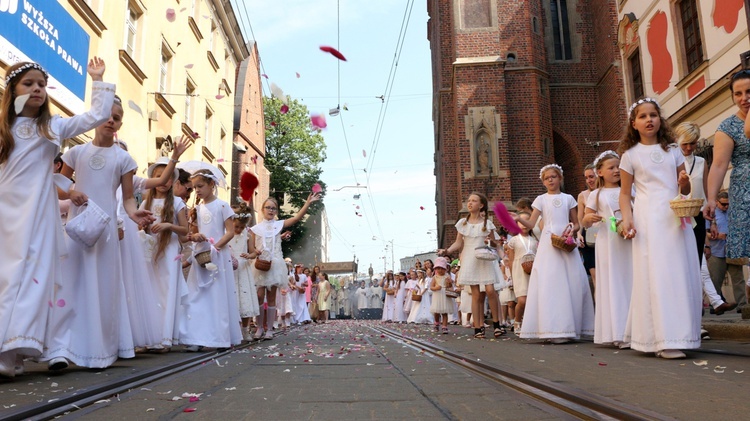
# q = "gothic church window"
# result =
<box><xmin>550</xmin><ymin>0</ymin><xmax>572</xmax><ymax>60</ymax></box>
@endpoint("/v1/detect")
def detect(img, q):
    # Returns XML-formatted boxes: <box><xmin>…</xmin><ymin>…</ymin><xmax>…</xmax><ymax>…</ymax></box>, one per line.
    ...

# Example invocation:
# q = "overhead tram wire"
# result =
<box><xmin>233</xmin><ymin>0</ymin><xmax>273</xmax><ymax>97</ymax></box>
<box><xmin>364</xmin><ymin>0</ymin><xmax>415</xmax><ymax>180</ymax></box>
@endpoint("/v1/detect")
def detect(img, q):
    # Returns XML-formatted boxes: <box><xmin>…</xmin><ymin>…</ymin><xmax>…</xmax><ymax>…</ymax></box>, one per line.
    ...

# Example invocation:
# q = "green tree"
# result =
<box><xmin>263</xmin><ymin>96</ymin><xmax>327</xmax><ymax>256</ymax></box>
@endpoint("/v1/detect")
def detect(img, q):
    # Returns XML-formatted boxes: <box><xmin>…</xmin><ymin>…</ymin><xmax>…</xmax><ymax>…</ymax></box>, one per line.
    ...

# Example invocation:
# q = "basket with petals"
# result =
<box><xmin>551</xmin><ymin>223</ymin><xmax>577</xmax><ymax>253</ymax></box>
<box><xmin>386</xmin><ymin>288</ymin><xmax>395</xmax><ymax>296</ymax></box>
<box><xmin>445</xmin><ymin>289</ymin><xmax>459</xmax><ymax>299</ymax></box>
<box><xmin>520</xmin><ymin>253</ymin><xmax>535</xmax><ymax>274</ymax></box>
<box><xmin>411</xmin><ymin>291</ymin><xmax>422</xmax><ymax>302</ymax></box>
<box><xmin>195</xmin><ymin>250</ymin><xmax>212</xmax><ymax>267</ymax></box>
<box><xmin>669</xmin><ymin>195</ymin><xmax>704</xmax><ymax>218</ymax></box>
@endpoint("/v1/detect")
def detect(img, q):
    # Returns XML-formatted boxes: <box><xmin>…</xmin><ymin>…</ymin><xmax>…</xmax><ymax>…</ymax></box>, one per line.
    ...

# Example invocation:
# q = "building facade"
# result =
<box><xmin>428</xmin><ymin>0</ymin><xmax>627</xmax><ymax>247</ymax></box>
<box><xmin>617</xmin><ymin>0</ymin><xmax>748</xmax><ymax>181</ymax></box>
<box><xmin>1</xmin><ymin>0</ymin><xmax>266</xmax><ymax>203</ymax></box>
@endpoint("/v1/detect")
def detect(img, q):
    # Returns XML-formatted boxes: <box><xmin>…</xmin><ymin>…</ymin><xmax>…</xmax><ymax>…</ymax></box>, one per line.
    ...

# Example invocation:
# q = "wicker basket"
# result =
<box><xmin>520</xmin><ymin>253</ymin><xmax>535</xmax><ymax>274</ymax></box>
<box><xmin>445</xmin><ymin>289</ymin><xmax>459</xmax><ymax>299</ymax></box>
<box><xmin>195</xmin><ymin>250</ymin><xmax>212</xmax><ymax>267</ymax></box>
<box><xmin>726</xmin><ymin>257</ymin><xmax>750</xmax><ymax>266</ymax></box>
<box><xmin>255</xmin><ymin>258</ymin><xmax>272</xmax><ymax>271</ymax></box>
<box><xmin>386</xmin><ymin>288</ymin><xmax>395</xmax><ymax>296</ymax></box>
<box><xmin>669</xmin><ymin>197</ymin><xmax>704</xmax><ymax>218</ymax></box>
<box><xmin>411</xmin><ymin>291</ymin><xmax>422</xmax><ymax>302</ymax></box>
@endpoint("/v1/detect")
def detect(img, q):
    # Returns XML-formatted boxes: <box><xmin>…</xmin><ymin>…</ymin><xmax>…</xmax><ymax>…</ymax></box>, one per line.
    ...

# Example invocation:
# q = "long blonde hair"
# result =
<box><xmin>143</xmin><ymin>173</ymin><xmax>176</xmax><ymax>262</ymax></box>
<box><xmin>0</xmin><ymin>62</ymin><xmax>54</xmax><ymax>165</ymax></box>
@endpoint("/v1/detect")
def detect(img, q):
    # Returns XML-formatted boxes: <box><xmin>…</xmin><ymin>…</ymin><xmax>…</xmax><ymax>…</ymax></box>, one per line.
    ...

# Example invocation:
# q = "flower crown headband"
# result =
<box><xmin>593</xmin><ymin>150</ymin><xmax>620</xmax><ymax>168</ymax></box>
<box><xmin>5</xmin><ymin>63</ymin><xmax>49</xmax><ymax>85</ymax></box>
<box><xmin>189</xmin><ymin>171</ymin><xmax>220</xmax><ymax>185</ymax></box>
<box><xmin>539</xmin><ymin>163</ymin><xmax>563</xmax><ymax>179</ymax></box>
<box><xmin>628</xmin><ymin>97</ymin><xmax>659</xmax><ymax>115</ymax></box>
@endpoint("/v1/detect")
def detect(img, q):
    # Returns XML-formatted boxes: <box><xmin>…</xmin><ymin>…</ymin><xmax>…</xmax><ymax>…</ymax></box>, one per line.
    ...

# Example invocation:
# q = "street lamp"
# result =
<box><xmin>332</xmin><ymin>185</ymin><xmax>367</xmax><ymax>191</ymax></box>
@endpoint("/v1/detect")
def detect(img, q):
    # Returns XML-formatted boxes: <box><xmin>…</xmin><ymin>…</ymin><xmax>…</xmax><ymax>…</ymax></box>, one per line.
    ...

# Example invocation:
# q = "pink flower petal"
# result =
<box><xmin>296</xmin><ymin>72</ymin><xmax>301</xmax><ymax>78</ymax></box>
<box><xmin>420</xmin><ymin>206</ymin><xmax>425</xmax><ymax>210</ymax></box>
<box><xmin>312</xmin><ymin>183</ymin><xmax>322</xmax><ymax>194</ymax></box>
<box><xmin>270</xmin><ymin>122</ymin><xmax>277</xmax><ymax>127</ymax></box>
<box><xmin>33</xmin><ymin>278</ymin><xmax>39</xmax><ymax>284</ymax></box>
<box><xmin>189</xmin><ymin>396</ymin><xmax>200</xmax><ymax>402</ymax></box>
<box><xmin>183</xmin><ymin>408</ymin><xmax>197</xmax><ymax>412</ymax></box>
<box><xmin>208</xmin><ymin>237</ymin><xmax>215</xmax><ymax>244</ymax></box>
<box><xmin>180</xmin><ymin>7</ymin><xmax>187</xmax><ymax>12</ymax></box>
<box><xmin>57</xmin><ymin>299</ymin><xmax>66</xmax><ymax>307</ymax></box>
<box><xmin>362</xmin><ymin>149</ymin><xmax>367</xmax><ymax>157</ymax></box>
<box><xmin>319</xmin><ymin>45</ymin><xmax>347</xmax><ymax>61</ymax></box>
<box><xmin>310</xmin><ymin>114</ymin><xmax>327</xmax><ymax>129</ymax></box>
<box><xmin>280</xmin><ymin>104</ymin><xmax>289</xmax><ymax>114</ymax></box>
<box><xmin>49</xmin><ymin>300</ymin><xmax>53</xmax><ymax>308</ymax></box>
<box><xmin>174</xmin><ymin>254</ymin><xmax>184</xmax><ymax>261</ymax></box>
<box><xmin>166</xmin><ymin>8</ymin><xmax>176</xmax><ymax>22</ymax></box>
<box><xmin>261</xmin><ymin>74</ymin><xmax>269</xmax><ymax>79</ymax></box>
<box><xmin>184</xmin><ymin>64</ymin><xmax>194</xmax><ymax>69</ymax></box>
<box><xmin>215</xmin><ymin>94</ymin><xmax>225</xmax><ymax>100</ymax></box>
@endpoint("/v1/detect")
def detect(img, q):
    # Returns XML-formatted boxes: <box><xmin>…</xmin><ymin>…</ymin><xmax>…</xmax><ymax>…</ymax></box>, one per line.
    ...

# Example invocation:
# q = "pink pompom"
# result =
<box><xmin>312</xmin><ymin>183</ymin><xmax>322</xmax><ymax>194</ymax></box>
<box><xmin>492</xmin><ymin>202</ymin><xmax>521</xmax><ymax>235</ymax></box>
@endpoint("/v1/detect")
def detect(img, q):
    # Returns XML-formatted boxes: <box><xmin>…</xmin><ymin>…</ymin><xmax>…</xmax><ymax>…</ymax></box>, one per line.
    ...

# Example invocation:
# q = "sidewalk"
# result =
<box><xmin>701</xmin><ymin>307</ymin><xmax>750</xmax><ymax>340</ymax></box>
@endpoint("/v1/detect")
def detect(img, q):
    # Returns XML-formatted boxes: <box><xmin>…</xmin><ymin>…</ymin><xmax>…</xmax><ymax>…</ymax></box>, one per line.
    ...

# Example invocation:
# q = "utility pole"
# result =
<box><xmin>389</xmin><ymin>239</ymin><xmax>395</xmax><ymax>272</ymax></box>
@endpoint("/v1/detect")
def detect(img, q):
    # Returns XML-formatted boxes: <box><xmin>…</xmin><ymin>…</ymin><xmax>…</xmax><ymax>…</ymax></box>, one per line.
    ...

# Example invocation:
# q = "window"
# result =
<box><xmin>550</xmin><ymin>0</ymin><xmax>572</xmax><ymax>60</ymax></box>
<box><xmin>204</xmin><ymin>108</ymin><xmax>213</xmax><ymax>148</ymax></box>
<box><xmin>629</xmin><ymin>49</ymin><xmax>644</xmax><ymax>100</ymax></box>
<box><xmin>219</xmin><ymin>128</ymin><xmax>227</xmax><ymax>161</ymax></box>
<box><xmin>159</xmin><ymin>43</ymin><xmax>172</xmax><ymax>93</ymax></box>
<box><xmin>679</xmin><ymin>0</ymin><xmax>703</xmax><ymax>73</ymax></box>
<box><xmin>185</xmin><ymin>80</ymin><xmax>195</xmax><ymax>127</ymax></box>
<box><xmin>124</xmin><ymin>3</ymin><xmax>140</xmax><ymax>57</ymax></box>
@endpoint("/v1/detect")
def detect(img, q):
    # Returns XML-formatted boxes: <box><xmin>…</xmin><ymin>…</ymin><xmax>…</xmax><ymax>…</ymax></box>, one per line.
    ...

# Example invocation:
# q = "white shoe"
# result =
<box><xmin>253</xmin><ymin>328</ymin><xmax>264</xmax><ymax>340</ymax></box>
<box><xmin>184</xmin><ymin>345</ymin><xmax>201</xmax><ymax>352</ymax></box>
<box><xmin>549</xmin><ymin>338</ymin><xmax>571</xmax><ymax>344</ymax></box>
<box><xmin>618</xmin><ymin>342</ymin><xmax>631</xmax><ymax>349</ymax></box>
<box><xmin>48</xmin><ymin>357</ymin><xmax>69</xmax><ymax>371</ymax></box>
<box><xmin>656</xmin><ymin>349</ymin><xmax>686</xmax><ymax>359</ymax></box>
<box><xmin>263</xmin><ymin>330</ymin><xmax>274</xmax><ymax>340</ymax></box>
<box><xmin>242</xmin><ymin>328</ymin><xmax>253</xmax><ymax>342</ymax></box>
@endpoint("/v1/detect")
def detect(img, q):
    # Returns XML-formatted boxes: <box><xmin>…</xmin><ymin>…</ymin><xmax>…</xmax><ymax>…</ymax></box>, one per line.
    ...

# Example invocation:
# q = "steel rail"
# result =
<box><xmin>373</xmin><ymin>326</ymin><xmax>676</xmax><ymax>421</ymax></box>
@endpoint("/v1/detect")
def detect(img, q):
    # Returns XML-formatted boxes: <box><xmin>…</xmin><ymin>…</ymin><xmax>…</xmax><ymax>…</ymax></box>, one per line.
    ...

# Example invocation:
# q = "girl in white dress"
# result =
<box><xmin>381</xmin><ymin>272</ymin><xmax>397</xmax><ymax>321</ymax></box>
<box><xmin>249</xmin><ymin>194</ymin><xmax>320</xmax><ymax>339</ymax></box>
<box><xmin>228</xmin><ymin>205</ymin><xmax>260</xmax><ymax>340</ymax></box>
<box><xmin>429</xmin><ymin>257</ymin><xmax>454</xmax><ymax>334</ymax></box>
<box><xmin>438</xmin><ymin>193</ymin><xmax>503</xmax><ymax>338</ymax></box>
<box><xmin>178</xmin><ymin>170</ymin><xmax>243</xmax><ymax>350</ymax></box>
<box><xmin>394</xmin><ymin>273</ymin><xmax>408</xmax><ymax>323</ymax></box>
<box><xmin>583</xmin><ymin>151</ymin><xmax>633</xmax><ymax>348</ymax></box>
<box><xmin>0</xmin><ymin>59</ymin><xmax>115</xmax><ymax>377</ymax></box>
<box><xmin>44</xmin><ymin>85</ymin><xmax>155</xmax><ymax>369</ymax></box>
<box><xmin>403</xmin><ymin>270</ymin><xmax>418</xmax><ymax>318</ymax></box>
<box><xmin>505</xmin><ymin>213</ymin><xmax>538</xmax><ymax>333</ymax></box>
<box><xmin>292</xmin><ymin>265</ymin><xmax>311</xmax><ymax>325</ymax></box>
<box><xmin>117</xmin><ymin>141</ymin><xmax>186</xmax><ymax>352</ymax></box>
<box><xmin>407</xmin><ymin>270</ymin><xmax>426</xmax><ymax>323</ymax></box>
<box><xmin>618</xmin><ymin>98</ymin><xmax>700</xmax><ymax>359</ymax></box>
<box><xmin>515</xmin><ymin>165</ymin><xmax>595</xmax><ymax>344</ymax></box>
<box><xmin>140</xmin><ymin>156</ymin><xmax>191</xmax><ymax>350</ymax></box>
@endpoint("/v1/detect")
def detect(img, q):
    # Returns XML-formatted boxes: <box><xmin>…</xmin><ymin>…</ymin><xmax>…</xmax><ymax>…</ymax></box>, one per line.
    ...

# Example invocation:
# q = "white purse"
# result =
<box><xmin>65</xmin><ymin>199</ymin><xmax>111</xmax><ymax>247</ymax></box>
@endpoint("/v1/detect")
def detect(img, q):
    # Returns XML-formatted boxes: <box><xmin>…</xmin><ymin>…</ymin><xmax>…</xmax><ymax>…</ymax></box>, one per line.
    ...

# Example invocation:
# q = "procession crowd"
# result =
<box><xmin>1</xmin><ymin>58</ymin><xmax>748</xmax><ymax>382</ymax></box>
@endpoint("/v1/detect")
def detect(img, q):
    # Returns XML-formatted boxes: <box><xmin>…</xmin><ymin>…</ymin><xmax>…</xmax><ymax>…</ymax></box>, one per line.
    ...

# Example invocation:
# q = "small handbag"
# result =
<box><xmin>474</xmin><ymin>240</ymin><xmax>499</xmax><ymax>261</ymax></box>
<box><xmin>65</xmin><ymin>199</ymin><xmax>111</xmax><ymax>247</ymax></box>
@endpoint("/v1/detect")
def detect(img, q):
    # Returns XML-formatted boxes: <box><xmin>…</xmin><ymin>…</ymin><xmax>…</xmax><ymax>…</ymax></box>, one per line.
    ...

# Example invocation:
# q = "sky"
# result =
<box><xmin>231</xmin><ymin>0</ymin><xmax>437</xmax><ymax>275</ymax></box>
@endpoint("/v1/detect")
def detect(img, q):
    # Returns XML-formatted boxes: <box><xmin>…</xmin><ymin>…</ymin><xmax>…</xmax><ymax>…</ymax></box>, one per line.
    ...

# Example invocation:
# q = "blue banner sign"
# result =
<box><xmin>0</xmin><ymin>0</ymin><xmax>90</xmax><ymax>113</ymax></box>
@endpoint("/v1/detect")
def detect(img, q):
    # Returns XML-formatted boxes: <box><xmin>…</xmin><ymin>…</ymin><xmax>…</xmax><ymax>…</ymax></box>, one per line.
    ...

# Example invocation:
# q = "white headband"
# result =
<box><xmin>593</xmin><ymin>150</ymin><xmax>619</xmax><ymax>168</ymax></box>
<box><xmin>628</xmin><ymin>97</ymin><xmax>659</xmax><ymax>115</ymax></box>
<box><xmin>539</xmin><ymin>164</ymin><xmax>563</xmax><ymax>179</ymax></box>
<box><xmin>190</xmin><ymin>171</ymin><xmax>220</xmax><ymax>185</ymax></box>
<box><xmin>5</xmin><ymin>63</ymin><xmax>48</xmax><ymax>85</ymax></box>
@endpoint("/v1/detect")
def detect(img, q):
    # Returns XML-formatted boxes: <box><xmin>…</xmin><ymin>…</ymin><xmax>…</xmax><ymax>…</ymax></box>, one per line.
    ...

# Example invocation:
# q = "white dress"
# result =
<box><xmin>620</xmin><ymin>144</ymin><xmax>701</xmax><ymax>352</ymax></box>
<box><xmin>141</xmin><ymin>196</ymin><xmax>189</xmax><ymax>347</ymax></box>
<box><xmin>45</xmin><ymin>142</ymin><xmax>137</xmax><ymax>367</ymax></box>
<box><xmin>381</xmin><ymin>280</ymin><xmax>397</xmax><ymax>321</ymax></box>
<box><xmin>369</xmin><ymin>286</ymin><xmax>384</xmax><ymax>309</ymax></box>
<box><xmin>455</xmin><ymin>219</ymin><xmax>500</xmax><ymax>285</ymax></box>
<box><xmin>413</xmin><ymin>278</ymin><xmax>434</xmax><ymax>324</ymax></box>
<box><xmin>403</xmin><ymin>279</ymin><xmax>417</xmax><ymax>314</ymax></box>
<box><xmin>229</xmin><ymin>231</ymin><xmax>260</xmax><ymax>318</ymax></box>
<box><xmin>293</xmin><ymin>274</ymin><xmax>311</xmax><ymax>324</ymax></box>
<box><xmin>394</xmin><ymin>280</ymin><xmax>407</xmax><ymax>322</ymax></box>
<box><xmin>520</xmin><ymin>193</ymin><xmax>595</xmax><ymax>340</ymax></box>
<box><xmin>430</xmin><ymin>276</ymin><xmax>453</xmax><ymax>314</ymax></box>
<box><xmin>356</xmin><ymin>287</ymin><xmax>369</xmax><ymax>309</ymax></box>
<box><xmin>250</xmin><ymin>219</ymin><xmax>287</xmax><ymax>288</ymax></box>
<box><xmin>586</xmin><ymin>187</ymin><xmax>633</xmax><ymax>344</ymax></box>
<box><xmin>178</xmin><ymin>199</ymin><xmax>243</xmax><ymax>348</ymax></box>
<box><xmin>118</xmin><ymin>178</ymin><xmax>162</xmax><ymax>348</ymax></box>
<box><xmin>0</xmin><ymin>82</ymin><xmax>114</xmax><ymax>360</ymax></box>
<box><xmin>407</xmin><ymin>279</ymin><xmax>426</xmax><ymax>323</ymax></box>
<box><xmin>507</xmin><ymin>234</ymin><xmax>538</xmax><ymax>297</ymax></box>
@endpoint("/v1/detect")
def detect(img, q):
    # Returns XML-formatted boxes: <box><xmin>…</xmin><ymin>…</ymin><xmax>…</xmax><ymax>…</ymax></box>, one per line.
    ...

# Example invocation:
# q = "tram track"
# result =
<box><xmin>372</xmin><ymin>326</ymin><xmax>676</xmax><ymax>421</ymax></box>
<box><xmin>0</xmin><ymin>341</ymin><xmax>263</xmax><ymax>421</ymax></box>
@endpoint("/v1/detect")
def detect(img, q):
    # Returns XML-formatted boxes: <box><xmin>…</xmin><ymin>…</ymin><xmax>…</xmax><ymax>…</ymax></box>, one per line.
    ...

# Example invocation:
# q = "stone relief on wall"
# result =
<box><xmin>156</xmin><ymin>135</ymin><xmax>174</xmax><ymax>158</ymax></box>
<box><xmin>464</xmin><ymin>107</ymin><xmax>502</xmax><ymax>179</ymax></box>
